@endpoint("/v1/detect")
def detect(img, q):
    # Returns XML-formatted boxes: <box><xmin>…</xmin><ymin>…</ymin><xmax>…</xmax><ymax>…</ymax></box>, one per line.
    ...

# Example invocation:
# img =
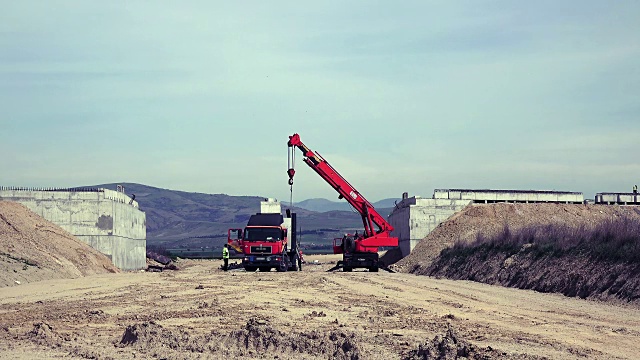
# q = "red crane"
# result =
<box><xmin>287</xmin><ymin>133</ymin><xmax>398</xmax><ymax>272</ymax></box>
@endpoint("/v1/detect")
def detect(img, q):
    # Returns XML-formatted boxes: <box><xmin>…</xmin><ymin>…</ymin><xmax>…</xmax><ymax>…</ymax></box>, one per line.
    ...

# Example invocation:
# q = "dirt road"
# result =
<box><xmin>1</xmin><ymin>255</ymin><xmax>639</xmax><ymax>359</ymax></box>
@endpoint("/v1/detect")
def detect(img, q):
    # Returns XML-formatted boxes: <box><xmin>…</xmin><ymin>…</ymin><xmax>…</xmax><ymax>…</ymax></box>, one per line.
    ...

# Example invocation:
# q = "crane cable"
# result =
<box><xmin>288</xmin><ymin>145</ymin><xmax>296</xmax><ymax>208</ymax></box>
<box><xmin>290</xmin><ymin>183</ymin><xmax>293</xmax><ymax>208</ymax></box>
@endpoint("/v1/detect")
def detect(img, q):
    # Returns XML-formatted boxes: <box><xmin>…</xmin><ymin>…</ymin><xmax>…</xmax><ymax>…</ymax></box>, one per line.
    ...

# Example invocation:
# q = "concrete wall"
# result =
<box><xmin>435</xmin><ymin>189</ymin><xmax>584</xmax><ymax>204</ymax></box>
<box><xmin>389</xmin><ymin>196</ymin><xmax>472</xmax><ymax>257</ymax></box>
<box><xmin>0</xmin><ymin>187</ymin><xmax>146</xmax><ymax>270</ymax></box>
<box><xmin>595</xmin><ymin>193</ymin><xmax>640</xmax><ymax>205</ymax></box>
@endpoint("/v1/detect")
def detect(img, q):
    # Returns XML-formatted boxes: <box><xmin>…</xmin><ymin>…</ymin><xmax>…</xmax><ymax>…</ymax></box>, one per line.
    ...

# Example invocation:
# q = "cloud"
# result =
<box><xmin>1</xmin><ymin>1</ymin><xmax>639</xmax><ymax>200</ymax></box>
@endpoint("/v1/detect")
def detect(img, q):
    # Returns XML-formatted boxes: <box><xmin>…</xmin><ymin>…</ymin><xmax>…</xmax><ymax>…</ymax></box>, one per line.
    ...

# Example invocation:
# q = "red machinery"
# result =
<box><xmin>228</xmin><ymin>205</ymin><xmax>301</xmax><ymax>272</ymax></box>
<box><xmin>287</xmin><ymin>133</ymin><xmax>398</xmax><ymax>272</ymax></box>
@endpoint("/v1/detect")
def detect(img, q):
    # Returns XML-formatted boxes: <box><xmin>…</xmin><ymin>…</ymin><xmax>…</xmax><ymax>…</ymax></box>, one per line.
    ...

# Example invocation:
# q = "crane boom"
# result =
<box><xmin>287</xmin><ymin>133</ymin><xmax>398</xmax><ymax>255</ymax></box>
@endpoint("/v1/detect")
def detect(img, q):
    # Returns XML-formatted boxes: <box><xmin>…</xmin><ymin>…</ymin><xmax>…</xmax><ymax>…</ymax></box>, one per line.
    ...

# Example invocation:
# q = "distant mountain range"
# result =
<box><xmin>94</xmin><ymin>183</ymin><xmax>395</xmax><ymax>251</ymax></box>
<box><xmin>294</xmin><ymin>197</ymin><xmax>399</xmax><ymax>212</ymax></box>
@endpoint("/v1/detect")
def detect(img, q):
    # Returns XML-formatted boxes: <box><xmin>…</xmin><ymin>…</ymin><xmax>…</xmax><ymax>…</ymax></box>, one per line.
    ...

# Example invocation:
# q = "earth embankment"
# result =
<box><xmin>0</xmin><ymin>201</ymin><xmax>118</xmax><ymax>287</ymax></box>
<box><xmin>395</xmin><ymin>203</ymin><xmax>640</xmax><ymax>304</ymax></box>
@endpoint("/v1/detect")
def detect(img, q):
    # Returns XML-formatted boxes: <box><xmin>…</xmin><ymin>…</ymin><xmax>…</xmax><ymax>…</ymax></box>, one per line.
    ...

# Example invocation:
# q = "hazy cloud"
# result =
<box><xmin>1</xmin><ymin>1</ymin><xmax>639</xmax><ymax>201</ymax></box>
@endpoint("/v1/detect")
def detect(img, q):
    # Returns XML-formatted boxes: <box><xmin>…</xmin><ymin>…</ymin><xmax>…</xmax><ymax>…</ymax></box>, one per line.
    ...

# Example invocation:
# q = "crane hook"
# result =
<box><xmin>287</xmin><ymin>168</ymin><xmax>295</xmax><ymax>185</ymax></box>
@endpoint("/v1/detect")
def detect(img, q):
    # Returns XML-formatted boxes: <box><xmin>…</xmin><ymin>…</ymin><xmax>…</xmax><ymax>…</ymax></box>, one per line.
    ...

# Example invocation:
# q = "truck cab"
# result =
<box><xmin>228</xmin><ymin>199</ymin><xmax>301</xmax><ymax>272</ymax></box>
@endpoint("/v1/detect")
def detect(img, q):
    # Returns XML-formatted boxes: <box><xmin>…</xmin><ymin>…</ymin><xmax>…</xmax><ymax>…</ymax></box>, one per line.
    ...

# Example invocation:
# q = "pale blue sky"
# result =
<box><xmin>1</xmin><ymin>1</ymin><xmax>639</xmax><ymax>202</ymax></box>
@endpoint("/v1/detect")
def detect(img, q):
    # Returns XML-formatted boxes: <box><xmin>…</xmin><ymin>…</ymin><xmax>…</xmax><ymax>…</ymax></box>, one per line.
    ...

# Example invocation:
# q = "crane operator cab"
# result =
<box><xmin>333</xmin><ymin>233</ymin><xmax>379</xmax><ymax>272</ymax></box>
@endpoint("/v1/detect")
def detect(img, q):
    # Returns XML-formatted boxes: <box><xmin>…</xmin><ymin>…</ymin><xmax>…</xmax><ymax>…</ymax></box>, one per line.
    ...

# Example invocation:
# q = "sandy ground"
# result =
<box><xmin>1</xmin><ymin>254</ymin><xmax>639</xmax><ymax>359</ymax></box>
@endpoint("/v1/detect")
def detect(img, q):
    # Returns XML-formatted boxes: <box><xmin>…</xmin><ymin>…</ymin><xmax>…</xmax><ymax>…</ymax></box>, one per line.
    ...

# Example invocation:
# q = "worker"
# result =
<box><xmin>634</xmin><ymin>185</ymin><xmax>638</xmax><ymax>194</ymax></box>
<box><xmin>222</xmin><ymin>244</ymin><xmax>230</xmax><ymax>271</ymax></box>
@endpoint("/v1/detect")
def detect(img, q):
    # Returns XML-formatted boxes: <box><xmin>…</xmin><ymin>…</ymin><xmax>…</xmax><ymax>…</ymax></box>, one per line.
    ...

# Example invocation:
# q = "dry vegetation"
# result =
<box><xmin>465</xmin><ymin>216</ymin><xmax>640</xmax><ymax>263</ymax></box>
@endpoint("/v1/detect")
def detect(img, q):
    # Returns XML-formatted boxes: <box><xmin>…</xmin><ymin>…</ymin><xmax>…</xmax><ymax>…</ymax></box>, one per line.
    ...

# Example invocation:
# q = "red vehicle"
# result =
<box><xmin>228</xmin><ymin>203</ymin><xmax>302</xmax><ymax>272</ymax></box>
<box><xmin>287</xmin><ymin>133</ymin><xmax>398</xmax><ymax>272</ymax></box>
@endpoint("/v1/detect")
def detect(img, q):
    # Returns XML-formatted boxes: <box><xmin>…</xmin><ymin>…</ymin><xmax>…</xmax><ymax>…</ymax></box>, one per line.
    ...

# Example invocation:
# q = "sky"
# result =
<box><xmin>1</xmin><ymin>1</ymin><xmax>639</xmax><ymax>203</ymax></box>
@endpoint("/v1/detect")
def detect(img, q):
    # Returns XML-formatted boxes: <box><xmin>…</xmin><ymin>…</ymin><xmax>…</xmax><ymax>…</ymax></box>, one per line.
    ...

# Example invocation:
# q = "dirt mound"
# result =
<box><xmin>117</xmin><ymin>318</ymin><xmax>363</xmax><ymax>359</ymax></box>
<box><xmin>396</xmin><ymin>203</ymin><xmax>640</xmax><ymax>303</ymax></box>
<box><xmin>0</xmin><ymin>201</ymin><xmax>118</xmax><ymax>287</ymax></box>
<box><xmin>15</xmin><ymin>322</ymin><xmax>70</xmax><ymax>348</ymax></box>
<box><xmin>396</xmin><ymin>203</ymin><xmax>640</xmax><ymax>273</ymax></box>
<box><xmin>225</xmin><ymin>318</ymin><xmax>362</xmax><ymax>359</ymax></box>
<box><xmin>118</xmin><ymin>321</ymin><xmax>194</xmax><ymax>350</ymax></box>
<box><xmin>22</xmin><ymin>322</ymin><xmax>65</xmax><ymax>347</ymax></box>
<box><xmin>404</xmin><ymin>326</ymin><xmax>542</xmax><ymax>360</ymax></box>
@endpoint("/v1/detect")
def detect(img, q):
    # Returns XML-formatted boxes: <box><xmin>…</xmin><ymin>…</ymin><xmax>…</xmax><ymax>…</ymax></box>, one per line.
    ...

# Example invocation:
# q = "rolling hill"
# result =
<box><xmin>94</xmin><ymin>183</ymin><xmax>371</xmax><ymax>251</ymax></box>
<box><xmin>294</xmin><ymin>197</ymin><xmax>400</xmax><ymax>212</ymax></box>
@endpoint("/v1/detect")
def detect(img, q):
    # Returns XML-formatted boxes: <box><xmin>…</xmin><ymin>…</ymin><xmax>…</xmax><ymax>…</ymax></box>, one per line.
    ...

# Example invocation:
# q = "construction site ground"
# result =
<box><xmin>1</xmin><ymin>255</ymin><xmax>640</xmax><ymax>359</ymax></box>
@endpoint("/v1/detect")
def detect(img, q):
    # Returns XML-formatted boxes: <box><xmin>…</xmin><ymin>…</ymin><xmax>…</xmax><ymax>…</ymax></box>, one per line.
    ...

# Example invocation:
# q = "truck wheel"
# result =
<box><xmin>258</xmin><ymin>267</ymin><xmax>271</xmax><ymax>272</ymax></box>
<box><xmin>245</xmin><ymin>266</ymin><xmax>257</xmax><ymax>272</ymax></box>
<box><xmin>343</xmin><ymin>267</ymin><xmax>352</xmax><ymax>272</ymax></box>
<box><xmin>288</xmin><ymin>258</ymin><xmax>298</xmax><ymax>271</ymax></box>
<box><xmin>277</xmin><ymin>262</ymin><xmax>288</xmax><ymax>272</ymax></box>
<box><xmin>369</xmin><ymin>267</ymin><xmax>379</xmax><ymax>272</ymax></box>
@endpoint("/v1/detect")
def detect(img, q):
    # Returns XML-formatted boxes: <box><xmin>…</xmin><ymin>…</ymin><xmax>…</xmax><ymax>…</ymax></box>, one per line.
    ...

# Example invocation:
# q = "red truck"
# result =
<box><xmin>228</xmin><ymin>199</ymin><xmax>302</xmax><ymax>272</ymax></box>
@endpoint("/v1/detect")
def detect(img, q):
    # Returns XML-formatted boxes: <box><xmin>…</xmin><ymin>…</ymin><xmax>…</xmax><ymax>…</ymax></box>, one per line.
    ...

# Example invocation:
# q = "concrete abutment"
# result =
<box><xmin>389</xmin><ymin>189</ymin><xmax>585</xmax><ymax>259</ymax></box>
<box><xmin>0</xmin><ymin>187</ymin><xmax>146</xmax><ymax>270</ymax></box>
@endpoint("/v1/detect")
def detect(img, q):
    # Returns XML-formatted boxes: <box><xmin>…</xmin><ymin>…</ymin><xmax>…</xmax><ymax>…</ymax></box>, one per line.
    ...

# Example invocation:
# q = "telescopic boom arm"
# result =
<box><xmin>287</xmin><ymin>133</ymin><xmax>397</xmax><ymax>253</ymax></box>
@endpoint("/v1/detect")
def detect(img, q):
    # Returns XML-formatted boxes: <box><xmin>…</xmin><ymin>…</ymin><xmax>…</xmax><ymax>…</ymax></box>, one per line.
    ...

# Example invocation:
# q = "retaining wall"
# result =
<box><xmin>0</xmin><ymin>187</ymin><xmax>146</xmax><ymax>270</ymax></box>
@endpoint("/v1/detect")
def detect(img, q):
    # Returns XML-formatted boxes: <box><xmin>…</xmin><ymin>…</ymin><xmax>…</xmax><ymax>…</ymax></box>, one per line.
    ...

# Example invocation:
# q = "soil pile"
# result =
<box><xmin>0</xmin><ymin>201</ymin><xmax>118</xmax><ymax>287</ymax></box>
<box><xmin>404</xmin><ymin>325</ymin><xmax>543</xmax><ymax>360</ymax></box>
<box><xmin>24</xmin><ymin>323</ymin><xmax>59</xmax><ymax>346</ymax></box>
<box><xmin>118</xmin><ymin>321</ymin><xmax>192</xmax><ymax>349</ymax></box>
<box><xmin>225</xmin><ymin>318</ymin><xmax>362</xmax><ymax>359</ymax></box>
<box><xmin>115</xmin><ymin>319</ymin><xmax>540</xmax><ymax>360</ymax></box>
<box><xmin>396</xmin><ymin>203</ymin><xmax>640</xmax><ymax>272</ymax></box>
<box><xmin>117</xmin><ymin>318</ymin><xmax>364</xmax><ymax>359</ymax></box>
<box><xmin>396</xmin><ymin>203</ymin><xmax>640</xmax><ymax>303</ymax></box>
